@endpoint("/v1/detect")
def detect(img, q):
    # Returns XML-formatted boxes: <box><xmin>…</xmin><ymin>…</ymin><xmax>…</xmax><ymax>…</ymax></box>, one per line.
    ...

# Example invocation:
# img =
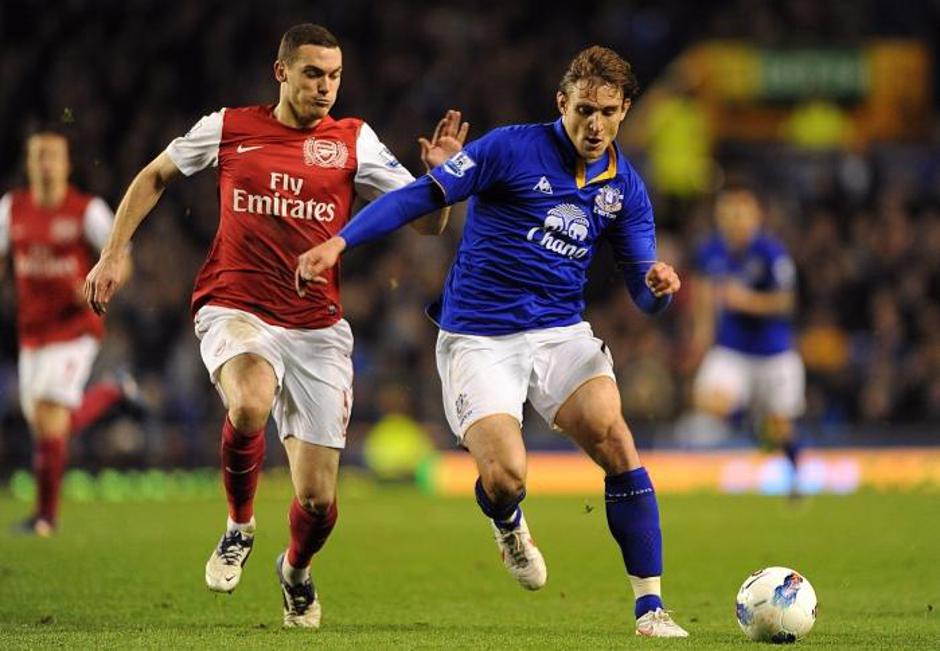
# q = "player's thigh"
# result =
<box><xmin>272</xmin><ymin>319</ymin><xmax>354</xmax><ymax>449</ymax></box>
<box><xmin>693</xmin><ymin>346</ymin><xmax>751</xmax><ymax>417</ymax></box>
<box><xmin>753</xmin><ymin>351</ymin><xmax>806</xmax><ymax>421</ymax></box>
<box><xmin>284</xmin><ymin>436</ymin><xmax>341</xmax><ymax>510</ymax></box>
<box><xmin>194</xmin><ymin>305</ymin><xmax>282</xmax><ymax>412</ymax></box>
<box><xmin>218</xmin><ymin>354</ymin><xmax>279</xmax><ymax>417</ymax></box>
<box><xmin>554</xmin><ymin>375</ymin><xmax>640</xmax><ymax>474</ymax></box>
<box><xmin>527</xmin><ymin>321</ymin><xmax>615</xmax><ymax>430</ymax></box>
<box><xmin>18</xmin><ymin>336</ymin><xmax>98</xmax><ymax>426</ymax></box>
<box><xmin>435</xmin><ymin>329</ymin><xmax>530</xmax><ymax>443</ymax></box>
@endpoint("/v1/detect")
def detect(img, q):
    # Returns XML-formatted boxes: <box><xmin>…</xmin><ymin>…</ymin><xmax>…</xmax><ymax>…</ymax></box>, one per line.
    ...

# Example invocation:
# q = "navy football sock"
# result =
<box><xmin>782</xmin><ymin>439</ymin><xmax>800</xmax><ymax>469</ymax></box>
<box><xmin>635</xmin><ymin>594</ymin><xmax>665</xmax><ymax>618</ymax></box>
<box><xmin>475</xmin><ymin>477</ymin><xmax>524</xmax><ymax>531</ymax></box>
<box><xmin>605</xmin><ymin>467</ymin><xmax>665</xmax><ymax>617</ymax></box>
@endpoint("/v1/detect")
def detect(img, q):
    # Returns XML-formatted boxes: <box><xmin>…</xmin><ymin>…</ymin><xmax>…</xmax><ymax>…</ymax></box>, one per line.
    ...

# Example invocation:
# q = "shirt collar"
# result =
<box><xmin>552</xmin><ymin>118</ymin><xmax>619</xmax><ymax>189</ymax></box>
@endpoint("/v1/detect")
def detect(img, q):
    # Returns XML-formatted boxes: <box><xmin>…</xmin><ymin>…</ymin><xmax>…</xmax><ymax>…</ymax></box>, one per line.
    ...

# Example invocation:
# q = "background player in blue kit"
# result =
<box><xmin>296</xmin><ymin>46</ymin><xmax>687</xmax><ymax>638</ymax></box>
<box><xmin>689</xmin><ymin>184</ymin><xmax>805</xmax><ymax>491</ymax></box>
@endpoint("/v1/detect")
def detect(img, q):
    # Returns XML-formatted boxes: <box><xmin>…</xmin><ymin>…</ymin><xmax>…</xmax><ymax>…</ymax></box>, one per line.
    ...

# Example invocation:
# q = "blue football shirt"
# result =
<box><xmin>696</xmin><ymin>234</ymin><xmax>796</xmax><ymax>355</ymax></box>
<box><xmin>426</xmin><ymin>119</ymin><xmax>661</xmax><ymax>335</ymax></box>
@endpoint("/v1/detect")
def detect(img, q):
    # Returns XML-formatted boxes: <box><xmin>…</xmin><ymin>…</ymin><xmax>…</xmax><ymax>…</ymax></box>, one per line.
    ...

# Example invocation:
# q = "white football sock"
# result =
<box><xmin>227</xmin><ymin>516</ymin><xmax>255</xmax><ymax>536</ymax></box>
<box><xmin>629</xmin><ymin>574</ymin><xmax>662</xmax><ymax>599</ymax></box>
<box><xmin>282</xmin><ymin>554</ymin><xmax>310</xmax><ymax>586</ymax></box>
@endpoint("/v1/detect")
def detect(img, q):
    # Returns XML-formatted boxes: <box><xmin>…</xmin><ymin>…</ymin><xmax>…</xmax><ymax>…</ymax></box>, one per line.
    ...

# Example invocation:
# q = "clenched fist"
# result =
<box><xmin>645</xmin><ymin>261</ymin><xmax>681</xmax><ymax>297</ymax></box>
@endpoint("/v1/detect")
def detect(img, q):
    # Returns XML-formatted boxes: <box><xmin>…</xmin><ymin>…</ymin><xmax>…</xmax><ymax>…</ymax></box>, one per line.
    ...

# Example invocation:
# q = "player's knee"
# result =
<box><xmin>763</xmin><ymin>415</ymin><xmax>793</xmax><ymax>444</ymax></box>
<box><xmin>228</xmin><ymin>398</ymin><xmax>271</xmax><ymax>433</ymax></box>
<box><xmin>295</xmin><ymin>487</ymin><xmax>336</xmax><ymax>516</ymax></box>
<box><xmin>694</xmin><ymin>391</ymin><xmax>732</xmax><ymax>419</ymax></box>
<box><xmin>481</xmin><ymin>463</ymin><xmax>526</xmax><ymax>503</ymax></box>
<box><xmin>31</xmin><ymin>402</ymin><xmax>71</xmax><ymax>439</ymax></box>
<box><xmin>587</xmin><ymin>421</ymin><xmax>634</xmax><ymax>474</ymax></box>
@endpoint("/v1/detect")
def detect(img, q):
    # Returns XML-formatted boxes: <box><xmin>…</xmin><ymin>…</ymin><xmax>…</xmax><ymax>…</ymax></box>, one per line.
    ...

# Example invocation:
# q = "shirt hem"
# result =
<box><xmin>194</xmin><ymin>298</ymin><xmax>343</xmax><ymax>331</ymax></box>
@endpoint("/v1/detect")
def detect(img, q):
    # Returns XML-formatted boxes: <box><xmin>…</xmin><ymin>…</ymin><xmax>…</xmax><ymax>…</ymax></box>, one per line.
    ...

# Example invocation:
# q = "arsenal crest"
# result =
<box><xmin>50</xmin><ymin>216</ymin><xmax>81</xmax><ymax>242</ymax></box>
<box><xmin>303</xmin><ymin>137</ymin><xmax>349</xmax><ymax>168</ymax></box>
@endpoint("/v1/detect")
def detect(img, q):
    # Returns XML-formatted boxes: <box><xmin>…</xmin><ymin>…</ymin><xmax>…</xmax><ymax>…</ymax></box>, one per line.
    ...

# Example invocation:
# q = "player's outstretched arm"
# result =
<box><xmin>410</xmin><ymin>109</ymin><xmax>469</xmax><ymax>235</ymax></box>
<box><xmin>84</xmin><ymin>152</ymin><xmax>181</xmax><ymax>315</ymax></box>
<box><xmin>295</xmin><ymin>175</ymin><xmax>447</xmax><ymax>295</ymax></box>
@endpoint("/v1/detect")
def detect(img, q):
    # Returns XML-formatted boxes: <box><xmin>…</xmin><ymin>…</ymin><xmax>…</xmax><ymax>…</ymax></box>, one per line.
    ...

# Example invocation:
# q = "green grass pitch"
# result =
<box><xmin>0</xmin><ymin>476</ymin><xmax>937</xmax><ymax>649</ymax></box>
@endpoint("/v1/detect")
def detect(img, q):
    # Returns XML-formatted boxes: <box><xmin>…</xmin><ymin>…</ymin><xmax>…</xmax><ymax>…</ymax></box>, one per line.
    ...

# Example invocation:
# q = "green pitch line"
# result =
<box><xmin>0</xmin><ymin>478</ymin><xmax>936</xmax><ymax>649</ymax></box>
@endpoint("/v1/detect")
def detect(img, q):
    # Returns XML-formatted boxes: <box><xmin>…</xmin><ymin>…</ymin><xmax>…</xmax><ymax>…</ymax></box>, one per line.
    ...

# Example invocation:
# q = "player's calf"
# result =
<box><xmin>605</xmin><ymin>468</ymin><xmax>689</xmax><ymax>636</ymax></box>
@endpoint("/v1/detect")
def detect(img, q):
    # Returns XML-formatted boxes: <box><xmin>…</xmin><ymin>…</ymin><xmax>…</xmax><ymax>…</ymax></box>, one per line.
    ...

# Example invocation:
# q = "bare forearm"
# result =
<box><xmin>727</xmin><ymin>289</ymin><xmax>794</xmax><ymax>317</ymax></box>
<box><xmin>102</xmin><ymin>172</ymin><xmax>164</xmax><ymax>255</ymax></box>
<box><xmin>101</xmin><ymin>155</ymin><xmax>179</xmax><ymax>257</ymax></box>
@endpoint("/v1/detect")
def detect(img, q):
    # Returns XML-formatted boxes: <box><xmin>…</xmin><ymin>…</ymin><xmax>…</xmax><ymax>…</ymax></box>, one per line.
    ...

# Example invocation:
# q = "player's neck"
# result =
<box><xmin>30</xmin><ymin>182</ymin><xmax>67</xmax><ymax>209</ymax></box>
<box><xmin>273</xmin><ymin>100</ymin><xmax>324</xmax><ymax>130</ymax></box>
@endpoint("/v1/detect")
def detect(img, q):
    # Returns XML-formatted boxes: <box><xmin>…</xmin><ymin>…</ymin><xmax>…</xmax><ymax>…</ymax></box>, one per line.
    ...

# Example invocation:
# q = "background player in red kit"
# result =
<box><xmin>0</xmin><ymin>131</ymin><xmax>133</xmax><ymax>536</ymax></box>
<box><xmin>84</xmin><ymin>23</ymin><xmax>466</xmax><ymax>628</ymax></box>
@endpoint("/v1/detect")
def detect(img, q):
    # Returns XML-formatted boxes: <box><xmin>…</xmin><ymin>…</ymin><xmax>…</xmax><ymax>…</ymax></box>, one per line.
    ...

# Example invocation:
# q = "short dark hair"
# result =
<box><xmin>25</xmin><ymin>120</ymin><xmax>71</xmax><ymax>146</ymax></box>
<box><xmin>559</xmin><ymin>46</ymin><xmax>639</xmax><ymax>100</ymax></box>
<box><xmin>277</xmin><ymin>23</ymin><xmax>340</xmax><ymax>63</ymax></box>
<box><xmin>718</xmin><ymin>175</ymin><xmax>760</xmax><ymax>198</ymax></box>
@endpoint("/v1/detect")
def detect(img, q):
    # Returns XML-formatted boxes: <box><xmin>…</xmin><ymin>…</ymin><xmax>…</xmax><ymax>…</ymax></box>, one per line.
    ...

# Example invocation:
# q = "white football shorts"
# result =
<box><xmin>18</xmin><ymin>335</ymin><xmax>100</xmax><ymax>422</ymax></box>
<box><xmin>694</xmin><ymin>345</ymin><xmax>805</xmax><ymax>419</ymax></box>
<box><xmin>436</xmin><ymin>321</ymin><xmax>616</xmax><ymax>441</ymax></box>
<box><xmin>194</xmin><ymin>305</ymin><xmax>353</xmax><ymax>449</ymax></box>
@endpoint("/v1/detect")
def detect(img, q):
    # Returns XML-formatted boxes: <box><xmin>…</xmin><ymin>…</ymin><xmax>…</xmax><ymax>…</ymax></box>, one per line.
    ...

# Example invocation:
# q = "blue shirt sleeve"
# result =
<box><xmin>605</xmin><ymin>172</ymin><xmax>671</xmax><ymax>314</ymax></box>
<box><xmin>338</xmin><ymin>175</ymin><xmax>445</xmax><ymax>249</ymax></box>
<box><xmin>427</xmin><ymin>129</ymin><xmax>510</xmax><ymax>204</ymax></box>
<box><xmin>338</xmin><ymin>129</ymin><xmax>512</xmax><ymax>250</ymax></box>
<box><xmin>696</xmin><ymin>239</ymin><xmax>725</xmax><ymax>277</ymax></box>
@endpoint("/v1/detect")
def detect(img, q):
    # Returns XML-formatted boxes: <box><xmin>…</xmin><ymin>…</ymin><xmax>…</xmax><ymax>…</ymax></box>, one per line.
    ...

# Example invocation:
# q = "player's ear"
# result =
<box><xmin>274</xmin><ymin>59</ymin><xmax>288</xmax><ymax>83</ymax></box>
<box><xmin>621</xmin><ymin>98</ymin><xmax>632</xmax><ymax>118</ymax></box>
<box><xmin>556</xmin><ymin>91</ymin><xmax>567</xmax><ymax>116</ymax></box>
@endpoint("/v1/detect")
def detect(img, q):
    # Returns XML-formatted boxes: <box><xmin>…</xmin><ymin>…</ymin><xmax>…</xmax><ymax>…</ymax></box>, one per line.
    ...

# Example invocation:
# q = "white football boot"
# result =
<box><xmin>490</xmin><ymin>511</ymin><xmax>547</xmax><ymax>590</ymax></box>
<box><xmin>635</xmin><ymin>608</ymin><xmax>690</xmax><ymax>638</ymax></box>
<box><xmin>275</xmin><ymin>552</ymin><xmax>321</xmax><ymax>628</ymax></box>
<box><xmin>205</xmin><ymin>523</ymin><xmax>255</xmax><ymax>593</ymax></box>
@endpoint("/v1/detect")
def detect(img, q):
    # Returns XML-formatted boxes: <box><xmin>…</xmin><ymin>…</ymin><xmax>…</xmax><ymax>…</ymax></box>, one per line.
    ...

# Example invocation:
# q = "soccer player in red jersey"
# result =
<box><xmin>1</xmin><ymin>130</ymin><xmax>133</xmax><ymax>536</ymax></box>
<box><xmin>84</xmin><ymin>23</ymin><xmax>466</xmax><ymax>628</ymax></box>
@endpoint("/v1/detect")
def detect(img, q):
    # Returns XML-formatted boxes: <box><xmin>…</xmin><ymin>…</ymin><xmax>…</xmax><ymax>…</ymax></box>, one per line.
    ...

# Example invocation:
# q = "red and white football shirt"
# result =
<box><xmin>0</xmin><ymin>187</ymin><xmax>113</xmax><ymax>348</ymax></box>
<box><xmin>165</xmin><ymin>105</ymin><xmax>415</xmax><ymax>330</ymax></box>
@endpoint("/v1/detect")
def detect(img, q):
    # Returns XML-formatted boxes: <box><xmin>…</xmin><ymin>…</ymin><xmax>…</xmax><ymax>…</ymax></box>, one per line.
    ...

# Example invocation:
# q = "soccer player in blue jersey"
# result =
<box><xmin>690</xmin><ymin>184</ymin><xmax>805</xmax><ymax>491</ymax></box>
<box><xmin>295</xmin><ymin>46</ymin><xmax>688</xmax><ymax>637</ymax></box>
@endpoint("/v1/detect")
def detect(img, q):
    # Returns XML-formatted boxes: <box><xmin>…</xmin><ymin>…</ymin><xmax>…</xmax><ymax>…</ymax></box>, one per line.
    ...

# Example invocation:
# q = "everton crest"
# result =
<box><xmin>593</xmin><ymin>184</ymin><xmax>623</xmax><ymax>219</ymax></box>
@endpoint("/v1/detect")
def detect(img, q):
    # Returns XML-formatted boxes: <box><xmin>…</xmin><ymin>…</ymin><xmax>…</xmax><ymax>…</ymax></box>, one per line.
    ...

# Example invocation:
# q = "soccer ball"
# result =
<box><xmin>735</xmin><ymin>567</ymin><xmax>817</xmax><ymax>643</ymax></box>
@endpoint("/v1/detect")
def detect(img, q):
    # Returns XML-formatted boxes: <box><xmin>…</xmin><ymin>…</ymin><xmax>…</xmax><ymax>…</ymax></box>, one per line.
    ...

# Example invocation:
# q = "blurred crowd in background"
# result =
<box><xmin>1</xmin><ymin>0</ymin><xmax>938</xmax><ymax>469</ymax></box>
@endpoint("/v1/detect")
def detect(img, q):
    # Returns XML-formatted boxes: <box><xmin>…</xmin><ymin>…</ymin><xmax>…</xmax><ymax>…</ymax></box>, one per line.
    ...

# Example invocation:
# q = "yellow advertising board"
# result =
<box><xmin>422</xmin><ymin>448</ymin><xmax>940</xmax><ymax>496</ymax></box>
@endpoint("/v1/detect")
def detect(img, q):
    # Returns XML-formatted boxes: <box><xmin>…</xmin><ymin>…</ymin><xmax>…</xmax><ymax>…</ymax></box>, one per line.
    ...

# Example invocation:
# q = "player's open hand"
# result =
<box><xmin>419</xmin><ymin>109</ymin><xmax>470</xmax><ymax>170</ymax></box>
<box><xmin>84</xmin><ymin>250</ymin><xmax>129</xmax><ymax>315</ymax></box>
<box><xmin>645</xmin><ymin>261</ymin><xmax>681</xmax><ymax>297</ymax></box>
<box><xmin>295</xmin><ymin>236</ymin><xmax>346</xmax><ymax>297</ymax></box>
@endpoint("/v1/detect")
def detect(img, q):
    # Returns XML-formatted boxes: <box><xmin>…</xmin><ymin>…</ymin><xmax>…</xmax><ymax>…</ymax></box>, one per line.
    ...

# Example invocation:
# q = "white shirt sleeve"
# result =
<box><xmin>354</xmin><ymin>122</ymin><xmax>416</xmax><ymax>202</ymax></box>
<box><xmin>0</xmin><ymin>193</ymin><xmax>11</xmax><ymax>257</ymax></box>
<box><xmin>165</xmin><ymin>109</ymin><xmax>225</xmax><ymax>176</ymax></box>
<box><xmin>83</xmin><ymin>196</ymin><xmax>115</xmax><ymax>251</ymax></box>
